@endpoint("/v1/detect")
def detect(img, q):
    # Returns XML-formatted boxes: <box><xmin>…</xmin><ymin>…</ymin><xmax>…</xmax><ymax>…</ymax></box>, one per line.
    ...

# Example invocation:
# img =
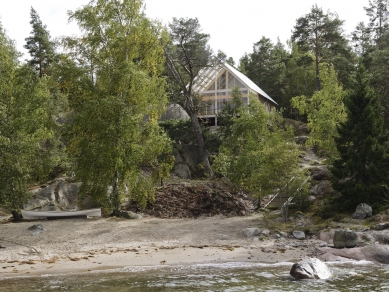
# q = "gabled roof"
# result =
<box><xmin>192</xmin><ymin>62</ymin><xmax>277</xmax><ymax>106</ymax></box>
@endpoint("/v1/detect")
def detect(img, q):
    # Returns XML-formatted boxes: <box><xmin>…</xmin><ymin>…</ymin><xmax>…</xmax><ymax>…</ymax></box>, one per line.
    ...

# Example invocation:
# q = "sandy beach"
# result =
<box><xmin>0</xmin><ymin>214</ymin><xmax>320</xmax><ymax>278</ymax></box>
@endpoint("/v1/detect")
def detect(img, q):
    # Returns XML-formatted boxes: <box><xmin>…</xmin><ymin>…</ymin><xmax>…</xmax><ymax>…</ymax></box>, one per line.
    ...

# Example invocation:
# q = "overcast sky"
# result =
<box><xmin>0</xmin><ymin>0</ymin><xmax>369</xmax><ymax>63</ymax></box>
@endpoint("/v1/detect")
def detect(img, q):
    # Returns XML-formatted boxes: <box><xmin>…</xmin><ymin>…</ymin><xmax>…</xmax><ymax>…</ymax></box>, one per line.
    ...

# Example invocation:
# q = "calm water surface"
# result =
<box><xmin>1</xmin><ymin>261</ymin><xmax>388</xmax><ymax>291</ymax></box>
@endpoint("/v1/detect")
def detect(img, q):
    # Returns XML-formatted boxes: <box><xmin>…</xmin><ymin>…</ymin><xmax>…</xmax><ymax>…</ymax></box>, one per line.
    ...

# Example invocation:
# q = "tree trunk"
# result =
<box><xmin>188</xmin><ymin>111</ymin><xmax>213</xmax><ymax>177</ymax></box>
<box><xmin>112</xmin><ymin>170</ymin><xmax>120</xmax><ymax>213</ymax></box>
<box><xmin>315</xmin><ymin>48</ymin><xmax>321</xmax><ymax>91</ymax></box>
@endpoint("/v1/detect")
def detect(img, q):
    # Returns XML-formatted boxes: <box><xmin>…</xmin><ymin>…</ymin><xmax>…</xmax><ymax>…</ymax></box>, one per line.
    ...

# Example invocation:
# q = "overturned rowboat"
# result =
<box><xmin>21</xmin><ymin>208</ymin><xmax>101</xmax><ymax>219</ymax></box>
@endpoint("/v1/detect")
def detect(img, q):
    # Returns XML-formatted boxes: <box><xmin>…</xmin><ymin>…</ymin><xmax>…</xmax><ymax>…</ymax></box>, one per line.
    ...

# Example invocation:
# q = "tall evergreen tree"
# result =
<box><xmin>358</xmin><ymin>0</ymin><xmax>389</xmax><ymax>129</ymax></box>
<box><xmin>24</xmin><ymin>7</ymin><xmax>56</xmax><ymax>77</ymax></box>
<box><xmin>239</xmin><ymin>37</ymin><xmax>288</xmax><ymax>105</ymax></box>
<box><xmin>164</xmin><ymin>17</ymin><xmax>215</xmax><ymax>176</ymax></box>
<box><xmin>291</xmin><ymin>5</ymin><xmax>353</xmax><ymax>91</ymax></box>
<box><xmin>331</xmin><ymin>65</ymin><xmax>389</xmax><ymax>210</ymax></box>
<box><xmin>365</xmin><ymin>0</ymin><xmax>389</xmax><ymax>49</ymax></box>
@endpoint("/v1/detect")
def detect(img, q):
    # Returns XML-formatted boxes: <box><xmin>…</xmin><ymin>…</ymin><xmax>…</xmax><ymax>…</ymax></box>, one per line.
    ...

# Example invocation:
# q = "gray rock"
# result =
<box><xmin>333</xmin><ymin>229</ymin><xmax>358</xmax><ymax>248</ymax></box>
<box><xmin>310</xmin><ymin>181</ymin><xmax>333</xmax><ymax>196</ymax></box>
<box><xmin>27</xmin><ymin>224</ymin><xmax>45</xmax><ymax>236</ymax></box>
<box><xmin>159</xmin><ymin>103</ymin><xmax>190</xmax><ymax>121</ymax></box>
<box><xmin>292</xmin><ymin>231</ymin><xmax>306</xmax><ymax>240</ymax></box>
<box><xmin>273</xmin><ymin>234</ymin><xmax>281</xmax><ymax>239</ymax></box>
<box><xmin>308</xmin><ymin>195</ymin><xmax>316</xmax><ymax>202</ymax></box>
<box><xmin>244</xmin><ymin>228</ymin><xmax>261</xmax><ymax>237</ymax></box>
<box><xmin>376</xmin><ymin>222</ymin><xmax>389</xmax><ymax>230</ymax></box>
<box><xmin>261</xmin><ymin>229</ymin><xmax>271</xmax><ymax>237</ymax></box>
<box><xmin>370</xmin><ymin>230</ymin><xmax>389</xmax><ymax>244</ymax></box>
<box><xmin>290</xmin><ymin>258</ymin><xmax>332</xmax><ymax>280</ymax></box>
<box><xmin>172</xmin><ymin>162</ymin><xmax>191</xmax><ymax>179</ymax></box>
<box><xmin>310</xmin><ymin>168</ymin><xmax>330</xmax><ymax>181</ymax></box>
<box><xmin>24</xmin><ymin>179</ymin><xmax>88</xmax><ymax>212</ymax></box>
<box><xmin>319</xmin><ymin>242</ymin><xmax>328</xmax><ymax>247</ymax></box>
<box><xmin>279</xmin><ymin>231</ymin><xmax>288</xmax><ymax>238</ymax></box>
<box><xmin>318</xmin><ymin>244</ymin><xmax>389</xmax><ymax>264</ymax></box>
<box><xmin>319</xmin><ymin>229</ymin><xmax>335</xmax><ymax>243</ymax></box>
<box><xmin>352</xmin><ymin>203</ymin><xmax>372</xmax><ymax>219</ymax></box>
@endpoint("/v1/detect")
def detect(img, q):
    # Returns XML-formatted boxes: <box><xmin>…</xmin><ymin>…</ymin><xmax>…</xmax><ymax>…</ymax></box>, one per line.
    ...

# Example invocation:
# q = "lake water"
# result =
<box><xmin>1</xmin><ymin>261</ymin><xmax>388</xmax><ymax>291</ymax></box>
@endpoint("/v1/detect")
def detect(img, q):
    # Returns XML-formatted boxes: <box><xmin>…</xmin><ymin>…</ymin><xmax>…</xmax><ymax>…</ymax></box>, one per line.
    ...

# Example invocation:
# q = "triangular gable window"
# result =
<box><xmin>228</xmin><ymin>74</ymin><xmax>244</xmax><ymax>89</ymax></box>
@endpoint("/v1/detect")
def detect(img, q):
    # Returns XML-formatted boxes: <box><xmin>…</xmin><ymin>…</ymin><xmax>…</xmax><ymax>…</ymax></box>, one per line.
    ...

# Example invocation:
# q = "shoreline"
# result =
<box><xmin>0</xmin><ymin>215</ymin><xmax>318</xmax><ymax>278</ymax></box>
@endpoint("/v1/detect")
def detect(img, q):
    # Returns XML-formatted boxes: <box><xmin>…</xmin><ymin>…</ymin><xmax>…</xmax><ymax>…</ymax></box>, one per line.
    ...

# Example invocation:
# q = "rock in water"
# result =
<box><xmin>333</xmin><ymin>229</ymin><xmax>358</xmax><ymax>248</ymax></box>
<box><xmin>352</xmin><ymin>203</ymin><xmax>372</xmax><ymax>219</ymax></box>
<box><xmin>290</xmin><ymin>258</ymin><xmax>332</xmax><ymax>280</ymax></box>
<box><xmin>27</xmin><ymin>224</ymin><xmax>45</xmax><ymax>236</ymax></box>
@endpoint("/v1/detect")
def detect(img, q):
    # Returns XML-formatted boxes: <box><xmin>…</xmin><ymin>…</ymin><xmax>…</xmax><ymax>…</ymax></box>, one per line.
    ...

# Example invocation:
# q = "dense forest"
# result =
<box><xmin>1</xmin><ymin>0</ymin><xmax>389</xmax><ymax>220</ymax></box>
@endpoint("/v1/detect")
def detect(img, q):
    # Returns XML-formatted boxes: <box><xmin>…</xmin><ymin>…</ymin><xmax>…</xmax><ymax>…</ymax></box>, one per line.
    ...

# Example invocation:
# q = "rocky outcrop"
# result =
<box><xmin>159</xmin><ymin>103</ymin><xmax>190</xmax><ymax>121</ymax></box>
<box><xmin>376</xmin><ymin>222</ymin><xmax>389</xmax><ymax>230</ymax></box>
<box><xmin>309</xmin><ymin>168</ymin><xmax>330</xmax><ymax>181</ymax></box>
<box><xmin>333</xmin><ymin>229</ymin><xmax>358</xmax><ymax>248</ymax></box>
<box><xmin>172</xmin><ymin>144</ymin><xmax>202</xmax><ymax>179</ymax></box>
<box><xmin>310</xmin><ymin>181</ymin><xmax>333</xmax><ymax>196</ymax></box>
<box><xmin>290</xmin><ymin>258</ymin><xmax>332</xmax><ymax>280</ymax></box>
<box><xmin>24</xmin><ymin>178</ymin><xmax>96</xmax><ymax>211</ymax></box>
<box><xmin>319</xmin><ymin>244</ymin><xmax>389</xmax><ymax>264</ymax></box>
<box><xmin>352</xmin><ymin>203</ymin><xmax>372</xmax><ymax>219</ymax></box>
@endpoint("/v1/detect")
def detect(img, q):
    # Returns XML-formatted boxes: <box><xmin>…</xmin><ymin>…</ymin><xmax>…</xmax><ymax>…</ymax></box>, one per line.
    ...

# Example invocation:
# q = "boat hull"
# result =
<box><xmin>21</xmin><ymin>208</ymin><xmax>102</xmax><ymax>219</ymax></box>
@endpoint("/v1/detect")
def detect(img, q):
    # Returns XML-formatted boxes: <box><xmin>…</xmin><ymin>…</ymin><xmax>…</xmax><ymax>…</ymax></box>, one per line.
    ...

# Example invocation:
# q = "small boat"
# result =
<box><xmin>21</xmin><ymin>208</ymin><xmax>102</xmax><ymax>219</ymax></box>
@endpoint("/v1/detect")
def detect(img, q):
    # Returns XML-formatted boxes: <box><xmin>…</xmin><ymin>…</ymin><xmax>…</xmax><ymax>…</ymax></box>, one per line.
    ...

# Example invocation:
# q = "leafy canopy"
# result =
<box><xmin>292</xmin><ymin>64</ymin><xmax>347</xmax><ymax>158</ymax></box>
<box><xmin>66</xmin><ymin>0</ymin><xmax>173</xmax><ymax>211</ymax></box>
<box><xmin>214</xmin><ymin>98</ymin><xmax>305</xmax><ymax>203</ymax></box>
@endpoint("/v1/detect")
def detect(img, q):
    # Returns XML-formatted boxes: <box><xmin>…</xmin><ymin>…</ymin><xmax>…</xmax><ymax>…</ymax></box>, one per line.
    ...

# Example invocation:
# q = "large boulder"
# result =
<box><xmin>352</xmin><ymin>203</ymin><xmax>372</xmax><ymax>219</ymax></box>
<box><xmin>309</xmin><ymin>168</ymin><xmax>330</xmax><ymax>181</ymax></box>
<box><xmin>24</xmin><ymin>178</ymin><xmax>95</xmax><ymax>211</ymax></box>
<box><xmin>310</xmin><ymin>181</ymin><xmax>333</xmax><ymax>196</ymax></box>
<box><xmin>333</xmin><ymin>229</ymin><xmax>358</xmax><ymax>248</ymax></box>
<box><xmin>318</xmin><ymin>244</ymin><xmax>389</xmax><ymax>264</ymax></box>
<box><xmin>290</xmin><ymin>258</ymin><xmax>332</xmax><ymax>280</ymax></box>
<box><xmin>159</xmin><ymin>103</ymin><xmax>190</xmax><ymax>121</ymax></box>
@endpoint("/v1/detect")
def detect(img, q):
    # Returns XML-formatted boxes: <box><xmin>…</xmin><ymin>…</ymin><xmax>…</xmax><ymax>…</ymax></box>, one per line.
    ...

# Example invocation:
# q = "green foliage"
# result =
<box><xmin>0</xmin><ymin>25</ymin><xmax>57</xmax><ymax>211</ymax></box>
<box><xmin>65</xmin><ymin>0</ymin><xmax>173</xmax><ymax>211</ymax></box>
<box><xmin>217</xmin><ymin>87</ymin><xmax>244</xmax><ymax>137</ymax></box>
<box><xmin>159</xmin><ymin>119</ymin><xmax>194</xmax><ymax>144</ymax></box>
<box><xmin>283</xmin><ymin>44</ymin><xmax>316</xmax><ymax>118</ymax></box>
<box><xmin>292</xmin><ymin>4</ymin><xmax>354</xmax><ymax>90</ymax></box>
<box><xmin>239</xmin><ymin>37</ymin><xmax>288</xmax><ymax>105</ymax></box>
<box><xmin>165</xmin><ymin>17</ymin><xmax>215</xmax><ymax>176</ymax></box>
<box><xmin>291</xmin><ymin>64</ymin><xmax>347</xmax><ymax>158</ymax></box>
<box><xmin>24</xmin><ymin>7</ymin><xmax>56</xmax><ymax>77</ymax></box>
<box><xmin>331</xmin><ymin>65</ymin><xmax>389</xmax><ymax>210</ymax></box>
<box><xmin>214</xmin><ymin>98</ymin><xmax>306</xmax><ymax>203</ymax></box>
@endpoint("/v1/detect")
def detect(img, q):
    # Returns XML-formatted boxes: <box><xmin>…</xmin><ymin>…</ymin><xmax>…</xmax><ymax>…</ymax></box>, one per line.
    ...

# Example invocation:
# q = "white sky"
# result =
<box><xmin>0</xmin><ymin>0</ymin><xmax>369</xmax><ymax>63</ymax></box>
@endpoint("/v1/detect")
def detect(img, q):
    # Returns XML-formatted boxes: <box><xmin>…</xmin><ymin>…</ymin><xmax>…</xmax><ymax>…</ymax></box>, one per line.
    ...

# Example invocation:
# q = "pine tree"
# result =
<box><xmin>0</xmin><ymin>24</ymin><xmax>56</xmax><ymax>220</ymax></box>
<box><xmin>331</xmin><ymin>65</ymin><xmax>389</xmax><ymax>210</ymax></box>
<box><xmin>292</xmin><ymin>5</ymin><xmax>354</xmax><ymax>91</ymax></box>
<box><xmin>24</xmin><ymin>7</ymin><xmax>56</xmax><ymax>77</ymax></box>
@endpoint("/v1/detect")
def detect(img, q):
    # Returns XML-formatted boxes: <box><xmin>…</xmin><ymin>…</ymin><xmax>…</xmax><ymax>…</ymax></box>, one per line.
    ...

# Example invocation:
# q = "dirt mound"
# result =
<box><xmin>129</xmin><ymin>181</ymin><xmax>256</xmax><ymax>219</ymax></box>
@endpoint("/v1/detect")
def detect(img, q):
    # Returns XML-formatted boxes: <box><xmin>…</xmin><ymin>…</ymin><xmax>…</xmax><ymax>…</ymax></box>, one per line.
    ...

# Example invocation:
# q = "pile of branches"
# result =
<box><xmin>128</xmin><ymin>181</ymin><xmax>256</xmax><ymax>219</ymax></box>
